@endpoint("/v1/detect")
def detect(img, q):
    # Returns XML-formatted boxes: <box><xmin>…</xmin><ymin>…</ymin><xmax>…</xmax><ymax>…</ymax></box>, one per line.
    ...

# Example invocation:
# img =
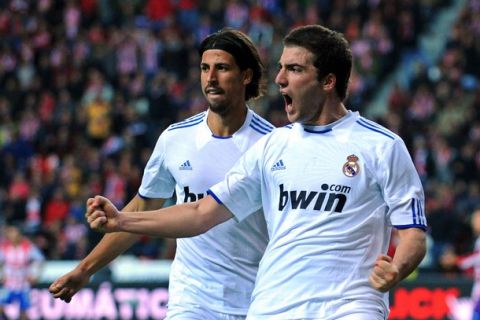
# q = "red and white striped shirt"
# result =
<box><xmin>0</xmin><ymin>239</ymin><xmax>44</xmax><ymax>290</ymax></box>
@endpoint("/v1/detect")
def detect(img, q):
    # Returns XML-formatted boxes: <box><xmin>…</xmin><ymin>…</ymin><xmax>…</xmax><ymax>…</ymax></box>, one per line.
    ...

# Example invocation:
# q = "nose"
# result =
<box><xmin>206</xmin><ymin>68</ymin><xmax>218</xmax><ymax>84</ymax></box>
<box><xmin>275</xmin><ymin>68</ymin><xmax>286</xmax><ymax>88</ymax></box>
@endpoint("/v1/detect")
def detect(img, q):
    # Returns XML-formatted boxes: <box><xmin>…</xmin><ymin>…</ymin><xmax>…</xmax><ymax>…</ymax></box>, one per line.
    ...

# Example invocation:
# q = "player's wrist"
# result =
<box><xmin>114</xmin><ymin>211</ymin><xmax>128</xmax><ymax>232</ymax></box>
<box><xmin>76</xmin><ymin>259</ymin><xmax>98</xmax><ymax>278</ymax></box>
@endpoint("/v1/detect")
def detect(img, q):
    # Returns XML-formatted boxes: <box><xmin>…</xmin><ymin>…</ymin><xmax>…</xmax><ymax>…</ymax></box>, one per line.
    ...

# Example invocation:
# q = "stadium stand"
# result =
<box><xmin>0</xmin><ymin>0</ymin><xmax>478</xmax><ymax>278</ymax></box>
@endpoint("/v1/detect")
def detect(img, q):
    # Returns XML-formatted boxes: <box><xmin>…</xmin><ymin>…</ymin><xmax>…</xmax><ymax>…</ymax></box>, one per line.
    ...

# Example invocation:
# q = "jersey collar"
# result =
<box><xmin>299</xmin><ymin>111</ymin><xmax>358</xmax><ymax>134</ymax></box>
<box><xmin>201</xmin><ymin>106</ymin><xmax>252</xmax><ymax>139</ymax></box>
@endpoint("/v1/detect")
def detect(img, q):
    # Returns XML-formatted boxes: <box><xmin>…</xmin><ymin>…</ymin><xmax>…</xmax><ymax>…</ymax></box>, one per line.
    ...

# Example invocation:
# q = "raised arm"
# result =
<box><xmin>87</xmin><ymin>194</ymin><xmax>233</xmax><ymax>238</ymax></box>
<box><xmin>369</xmin><ymin>227</ymin><xmax>426</xmax><ymax>292</ymax></box>
<box><xmin>49</xmin><ymin>195</ymin><xmax>166</xmax><ymax>302</ymax></box>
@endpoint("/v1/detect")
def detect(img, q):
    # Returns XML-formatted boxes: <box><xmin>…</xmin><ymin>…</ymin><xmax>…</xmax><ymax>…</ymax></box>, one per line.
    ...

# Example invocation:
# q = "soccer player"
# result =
<box><xmin>49</xmin><ymin>28</ymin><xmax>273</xmax><ymax>319</ymax></box>
<box><xmin>0</xmin><ymin>225</ymin><xmax>44</xmax><ymax>320</ymax></box>
<box><xmin>85</xmin><ymin>25</ymin><xmax>427</xmax><ymax>319</ymax></box>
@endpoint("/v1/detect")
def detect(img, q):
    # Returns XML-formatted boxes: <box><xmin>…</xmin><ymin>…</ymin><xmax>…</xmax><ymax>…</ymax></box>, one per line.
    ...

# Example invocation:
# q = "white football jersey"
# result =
<box><xmin>138</xmin><ymin>108</ymin><xmax>273</xmax><ymax>315</ymax></box>
<box><xmin>209</xmin><ymin>111</ymin><xmax>427</xmax><ymax>318</ymax></box>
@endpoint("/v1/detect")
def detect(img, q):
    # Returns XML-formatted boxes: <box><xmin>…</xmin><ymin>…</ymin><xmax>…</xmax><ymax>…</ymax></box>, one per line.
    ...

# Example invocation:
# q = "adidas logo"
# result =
<box><xmin>271</xmin><ymin>159</ymin><xmax>286</xmax><ymax>171</ymax></box>
<box><xmin>179</xmin><ymin>160</ymin><xmax>192</xmax><ymax>170</ymax></box>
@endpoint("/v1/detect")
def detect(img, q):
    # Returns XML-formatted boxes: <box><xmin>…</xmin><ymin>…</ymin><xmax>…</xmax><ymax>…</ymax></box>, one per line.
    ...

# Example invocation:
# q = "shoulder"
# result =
<box><xmin>165</xmin><ymin>112</ymin><xmax>207</xmax><ymax>134</ymax></box>
<box><xmin>255</xmin><ymin>123</ymin><xmax>294</xmax><ymax>150</ymax></box>
<box><xmin>248</xmin><ymin>110</ymin><xmax>275</xmax><ymax>135</ymax></box>
<box><xmin>270</xmin><ymin>123</ymin><xmax>294</xmax><ymax>137</ymax></box>
<box><xmin>352</xmin><ymin>116</ymin><xmax>403</xmax><ymax>147</ymax></box>
<box><xmin>155</xmin><ymin>111</ymin><xmax>207</xmax><ymax>144</ymax></box>
<box><xmin>350</xmin><ymin>116</ymin><xmax>411</xmax><ymax>171</ymax></box>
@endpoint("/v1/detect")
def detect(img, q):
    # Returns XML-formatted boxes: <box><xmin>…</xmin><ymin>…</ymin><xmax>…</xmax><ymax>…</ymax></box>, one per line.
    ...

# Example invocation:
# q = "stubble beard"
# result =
<box><xmin>208</xmin><ymin>100</ymin><xmax>230</xmax><ymax>116</ymax></box>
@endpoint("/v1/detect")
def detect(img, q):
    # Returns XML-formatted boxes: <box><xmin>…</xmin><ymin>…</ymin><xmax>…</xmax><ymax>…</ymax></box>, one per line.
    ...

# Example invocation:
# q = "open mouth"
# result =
<box><xmin>282</xmin><ymin>94</ymin><xmax>293</xmax><ymax>111</ymax></box>
<box><xmin>283</xmin><ymin>94</ymin><xmax>292</xmax><ymax>105</ymax></box>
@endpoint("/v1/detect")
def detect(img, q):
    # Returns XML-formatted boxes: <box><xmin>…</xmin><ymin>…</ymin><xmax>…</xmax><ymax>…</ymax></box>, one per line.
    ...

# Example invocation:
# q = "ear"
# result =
<box><xmin>322</xmin><ymin>73</ymin><xmax>336</xmax><ymax>91</ymax></box>
<box><xmin>243</xmin><ymin>68</ymin><xmax>253</xmax><ymax>85</ymax></box>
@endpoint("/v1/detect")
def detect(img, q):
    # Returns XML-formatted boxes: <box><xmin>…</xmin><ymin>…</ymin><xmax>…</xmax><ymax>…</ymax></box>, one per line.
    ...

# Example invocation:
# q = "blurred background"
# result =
<box><xmin>0</xmin><ymin>0</ymin><xmax>479</xmax><ymax>319</ymax></box>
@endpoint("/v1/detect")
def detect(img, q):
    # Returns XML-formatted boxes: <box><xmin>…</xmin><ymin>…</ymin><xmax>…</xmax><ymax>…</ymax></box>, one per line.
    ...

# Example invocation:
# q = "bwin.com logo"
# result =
<box><xmin>271</xmin><ymin>159</ymin><xmax>286</xmax><ymax>171</ymax></box>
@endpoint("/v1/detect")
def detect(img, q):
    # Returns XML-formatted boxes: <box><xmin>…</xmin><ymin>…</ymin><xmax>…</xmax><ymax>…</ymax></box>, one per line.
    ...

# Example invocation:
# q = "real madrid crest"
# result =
<box><xmin>343</xmin><ymin>154</ymin><xmax>360</xmax><ymax>177</ymax></box>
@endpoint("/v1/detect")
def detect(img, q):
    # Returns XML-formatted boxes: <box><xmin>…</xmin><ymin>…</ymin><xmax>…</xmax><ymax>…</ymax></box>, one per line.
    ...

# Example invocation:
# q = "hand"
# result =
<box><xmin>85</xmin><ymin>195</ymin><xmax>121</xmax><ymax>233</ymax></box>
<box><xmin>48</xmin><ymin>268</ymin><xmax>91</xmax><ymax>303</ymax></box>
<box><xmin>369</xmin><ymin>254</ymin><xmax>400</xmax><ymax>292</ymax></box>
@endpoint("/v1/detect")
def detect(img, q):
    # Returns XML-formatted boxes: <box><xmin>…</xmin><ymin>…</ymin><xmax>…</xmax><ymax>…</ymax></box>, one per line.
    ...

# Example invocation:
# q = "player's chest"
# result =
<box><xmin>266</xmin><ymin>139</ymin><xmax>367</xmax><ymax>186</ymax></box>
<box><xmin>166</xmin><ymin>138</ymin><xmax>248</xmax><ymax>187</ymax></box>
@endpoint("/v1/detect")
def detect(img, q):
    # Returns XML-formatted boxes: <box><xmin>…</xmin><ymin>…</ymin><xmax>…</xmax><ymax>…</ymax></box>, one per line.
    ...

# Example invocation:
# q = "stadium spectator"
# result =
<box><xmin>0</xmin><ymin>224</ymin><xmax>44</xmax><ymax>320</ymax></box>
<box><xmin>382</xmin><ymin>0</ymin><xmax>480</xmax><ymax>271</ymax></box>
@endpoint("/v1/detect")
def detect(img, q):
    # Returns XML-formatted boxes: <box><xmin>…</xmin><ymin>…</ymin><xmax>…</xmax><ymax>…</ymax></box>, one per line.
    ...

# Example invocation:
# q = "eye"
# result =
<box><xmin>288</xmin><ymin>66</ymin><xmax>302</xmax><ymax>73</ymax></box>
<box><xmin>217</xmin><ymin>64</ymin><xmax>229</xmax><ymax>71</ymax></box>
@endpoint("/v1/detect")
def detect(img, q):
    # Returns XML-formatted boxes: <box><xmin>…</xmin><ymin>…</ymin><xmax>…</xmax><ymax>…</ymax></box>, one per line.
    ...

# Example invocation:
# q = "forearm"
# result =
<box><xmin>117</xmin><ymin>197</ymin><xmax>232</xmax><ymax>238</ymax></box>
<box><xmin>392</xmin><ymin>228</ymin><xmax>426</xmax><ymax>281</ymax></box>
<box><xmin>76</xmin><ymin>232</ymin><xmax>140</xmax><ymax>276</ymax></box>
<box><xmin>78</xmin><ymin>195</ymin><xmax>165</xmax><ymax>275</ymax></box>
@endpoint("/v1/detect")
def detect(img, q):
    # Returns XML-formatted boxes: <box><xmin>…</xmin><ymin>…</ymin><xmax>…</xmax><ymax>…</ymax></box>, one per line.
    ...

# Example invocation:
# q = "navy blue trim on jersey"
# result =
<box><xmin>168</xmin><ymin>118</ymin><xmax>204</xmax><ymax>131</ymax></box>
<box><xmin>137</xmin><ymin>192</ymin><xmax>157</xmax><ymax>200</ymax></box>
<box><xmin>411</xmin><ymin>198</ymin><xmax>427</xmax><ymax>226</ymax></box>
<box><xmin>172</xmin><ymin>112</ymin><xmax>205</xmax><ymax>125</ymax></box>
<box><xmin>207</xmin><ymin>189</ymin><xmax>223</xmax><ymax>204</ymax></box>
<box><xmin>168</xmin><ymin>113</ymin><xmax>206</xmax><ymax>131</ymax></box>
<box><xmin>137</xmin><ymin>192</ymin><xmax>151</xmax><ymax>199</ymax></box>
<box><xmin>182</xmin><ymin>112</ymin><xmax>206</xmax><ymax>122</ymax></box>
<box><xmin>412</xmin><ymin>198</ymin><xmax>418</xmax><ymax>224</ymax></box>
<box><xmin>303</xmin><ymin>128</ymin><xmax>332</xmax><ymax>134</ymax></box>
<box><xmin>356</xmin><ymin>119</ymin><xmax>395</xmax><ymax>140</ymax></box>
<box><xmin>285</xmin><ymin>124</ymin><xmax>293</xmax><ymax>129</ymax></box>
<box><xmin>250</xmin><ymin>116</ymin><xmax>273</xmax><ymax>135</ymax></box>
<box><xmin>212</xmin><ymin>134</ymin><xmax>233</xmax><ymax>139</ymax></box>
<box><xmin>393</xmin><ymin>224</ymin><xmax>427</xmax><ymax>231</ymax></box>
<box><xmin>249</xmin><ymin>124</ymin><xmax>270</xmax><ymax>135</ymax></box>
<box><xmin>252</xmin><ymin>115</ymin><xmax>275</xmax><ymax>131</ymax></box>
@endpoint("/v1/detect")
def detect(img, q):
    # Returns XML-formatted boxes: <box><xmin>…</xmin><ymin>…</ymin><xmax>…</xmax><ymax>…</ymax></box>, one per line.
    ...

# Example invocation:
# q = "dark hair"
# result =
<box><xmin>199</xmin><ymin>28</ymin><xmax>266</xmax><ymax>100</ymax></box>
<box><xmin>284</xmin><ymin>25</ymin><xmax>352</xmax><ymax>101</ymax></box>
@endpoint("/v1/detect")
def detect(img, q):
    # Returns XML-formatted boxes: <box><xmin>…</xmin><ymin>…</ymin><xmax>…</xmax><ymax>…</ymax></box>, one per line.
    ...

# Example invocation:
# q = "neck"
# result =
<box><xmin>305</xmin><ymin>100</ymin><xmax>349</xmax><ymax>126</ymax></box>
<box><xmin>207</xmin><ymin>105</ymin><xmax>248</xmax><ymax>137</ymax></box>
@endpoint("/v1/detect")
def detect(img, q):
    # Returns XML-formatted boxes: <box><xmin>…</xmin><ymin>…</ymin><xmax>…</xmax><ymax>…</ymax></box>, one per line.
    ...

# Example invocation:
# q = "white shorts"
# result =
<box><xmin>247</xmin><ymin>298</ymin><xmax>388</xmax><ymax>320</ymax></box>
<box><xmin>166</xmin><ymin>304</ymin><xmax>246</xmax><ymax>320</ymax></box>
<box><xmin>330</xmin><ymin>299</ymin><xmax>388</xmax><ymax>320</ymax></box>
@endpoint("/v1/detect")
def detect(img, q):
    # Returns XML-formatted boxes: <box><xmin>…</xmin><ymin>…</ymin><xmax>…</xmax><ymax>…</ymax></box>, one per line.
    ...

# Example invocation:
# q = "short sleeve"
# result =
<box><xmin>208</xmin><ymin>136</ymin><xmax>266</xmax><ymax>222</ymax></box>
<box><xmin>138</xmin><ymin>131</ymin><xmax>176</xmax><ymax>199</ymax></box>
<box><xmin>379</xmin><ymin>139</ymin><xmax>427</xmax><ymax>230</ymax></box>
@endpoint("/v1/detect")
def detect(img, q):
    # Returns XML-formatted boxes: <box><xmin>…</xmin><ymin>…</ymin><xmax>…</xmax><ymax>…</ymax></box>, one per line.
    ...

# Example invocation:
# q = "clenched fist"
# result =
<box><xmin>369</xmin><ymin>255</ymin><xmax>399</xmax><ymax>292</ymax></box>
<box><xmin>85</xmin><ymin>196</ymin><xmax>121</xmax><ymax>233</ymax></box>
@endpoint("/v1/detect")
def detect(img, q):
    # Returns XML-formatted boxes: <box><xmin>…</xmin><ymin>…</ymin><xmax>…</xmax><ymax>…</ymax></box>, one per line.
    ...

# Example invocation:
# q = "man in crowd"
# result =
<box><xmin>0</xmin><ymin>225</ymin><xmax>44</xmax><ymax>320</ymax></box>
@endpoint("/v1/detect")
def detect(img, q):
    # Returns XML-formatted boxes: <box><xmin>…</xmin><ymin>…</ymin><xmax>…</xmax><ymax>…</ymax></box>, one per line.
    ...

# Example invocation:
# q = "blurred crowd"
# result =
<box><xmin>2</xmin><ymin>0</ymin><xmax>477</xmax><ymax>275</ymax></box>
<box><xmin>383</xmin><ymin>0</ymin><xmax>480</xmax><ymax>273</ymax></box>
